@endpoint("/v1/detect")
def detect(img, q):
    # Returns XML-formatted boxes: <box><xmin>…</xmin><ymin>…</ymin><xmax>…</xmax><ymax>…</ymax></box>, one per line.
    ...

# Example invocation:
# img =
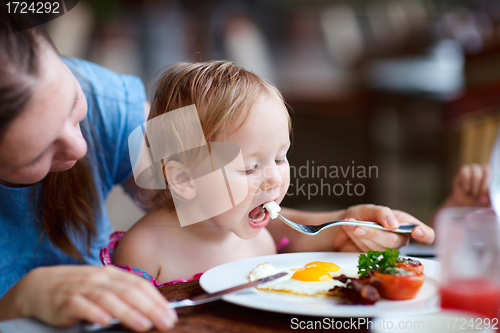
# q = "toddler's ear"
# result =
<box><xmin>163</xmin><ymin>161</ymin><xmax>197</xmax><ymax>200</ymax></box>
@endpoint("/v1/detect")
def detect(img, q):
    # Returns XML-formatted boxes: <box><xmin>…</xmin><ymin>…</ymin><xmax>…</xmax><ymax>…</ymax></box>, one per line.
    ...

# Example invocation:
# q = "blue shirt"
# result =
<box><xmin>0</xmin><ymin>58</ymin><xmax>146</xmax><ymax>297</ymax></box>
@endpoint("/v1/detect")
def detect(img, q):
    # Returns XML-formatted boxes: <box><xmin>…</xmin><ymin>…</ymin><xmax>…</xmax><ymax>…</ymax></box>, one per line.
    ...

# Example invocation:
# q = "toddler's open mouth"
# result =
<box><xmin>248</xmin><ymin>204</ymin><xmax>269</xmax><ymax>228</ymax></box>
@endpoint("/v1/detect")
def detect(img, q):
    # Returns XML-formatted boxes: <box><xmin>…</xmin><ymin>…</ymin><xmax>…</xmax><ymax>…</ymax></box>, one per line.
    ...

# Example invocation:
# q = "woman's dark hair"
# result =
<box><xmin>0</xmin><ymin>5</ymin><xmax>99</xmax><ymax>262</ymax></box>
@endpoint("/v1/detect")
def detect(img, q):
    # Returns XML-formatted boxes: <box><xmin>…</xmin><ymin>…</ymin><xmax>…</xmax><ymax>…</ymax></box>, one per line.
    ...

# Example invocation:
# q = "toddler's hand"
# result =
<box><xmin>446</xmin><ymin>164</ymin><xmax>490</xmax><ymax>207</ymax></box>
<box><xmin>332</xmin><ymin>204</ymin><xmax>435</xmax><ymax>252</ymax></box>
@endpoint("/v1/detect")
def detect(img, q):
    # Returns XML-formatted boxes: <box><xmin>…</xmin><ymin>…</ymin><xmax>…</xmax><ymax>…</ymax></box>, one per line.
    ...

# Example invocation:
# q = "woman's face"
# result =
<box><xmin>0</xmin><ymin>44</ymin><xmax>88</xmax><ymax>186</ymax></box>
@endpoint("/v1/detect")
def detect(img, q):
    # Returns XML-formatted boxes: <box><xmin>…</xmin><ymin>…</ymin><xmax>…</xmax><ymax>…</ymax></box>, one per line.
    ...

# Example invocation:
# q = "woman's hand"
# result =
<box><xmin>332</xmin><ymin>204</ymin><xmax>435</xmax><ymax>252</ymax></box>
<box><xmin>0</xmin><ymin>265</ymin><xmax>177</xmax><ymax>332</ymax></box>
<box><xmin>270</xmin><ymin>206</ymin><xmax>434</xmax><ymax>253</ymax></box>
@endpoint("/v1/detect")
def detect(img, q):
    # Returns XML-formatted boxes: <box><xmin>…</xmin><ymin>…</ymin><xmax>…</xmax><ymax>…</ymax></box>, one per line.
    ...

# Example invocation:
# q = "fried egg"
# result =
<box><xmin>248</xmin><ymin>261</ymin><xmax>358</xmax><ymax>296</ymax></box>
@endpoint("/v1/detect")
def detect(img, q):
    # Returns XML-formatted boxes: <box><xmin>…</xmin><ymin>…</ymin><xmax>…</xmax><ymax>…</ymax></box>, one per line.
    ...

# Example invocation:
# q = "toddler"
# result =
<box><xmin>429</xmin><ymin>163</ymin><xmax>490</xmax><ymax>226</ymax></box>
<box><xmin>106</xmin><ymin>61</ymin><xmax>291</xmax><ymax>284</ymax></box>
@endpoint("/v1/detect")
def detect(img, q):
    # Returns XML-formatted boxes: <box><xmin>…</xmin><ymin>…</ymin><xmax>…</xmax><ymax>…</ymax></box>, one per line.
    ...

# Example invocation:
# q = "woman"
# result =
<box><xmin>0</xmin><ymin>7</ymin><xmax>177</xmax><ymax>332</ymax></box>
<box><xmin>0</xmin><ymin>5</ymin><xmax>434</xmax><ymax>332</ymax></box>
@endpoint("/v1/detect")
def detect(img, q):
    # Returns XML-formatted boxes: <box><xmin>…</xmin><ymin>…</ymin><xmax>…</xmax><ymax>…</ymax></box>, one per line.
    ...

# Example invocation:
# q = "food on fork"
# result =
<box><xmin>263</xmin><ymin>201</ymin><xmax>281</xmax><ymax>219</ymax></box>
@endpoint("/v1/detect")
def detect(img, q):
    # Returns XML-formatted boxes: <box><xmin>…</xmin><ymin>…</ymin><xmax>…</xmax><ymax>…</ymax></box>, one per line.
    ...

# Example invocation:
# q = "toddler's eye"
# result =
<box><xmin>244</xmin><ymin>165</ymin><xmax>257</xmax><ymax>174</ymax></box>
<box><xmin>276</xmin><ymin>158</ymin><xmax>287</xmax><ymax>165</ymax></box>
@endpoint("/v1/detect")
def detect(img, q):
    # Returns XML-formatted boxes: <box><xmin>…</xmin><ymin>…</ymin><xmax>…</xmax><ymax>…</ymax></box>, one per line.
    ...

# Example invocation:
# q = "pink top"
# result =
<box><xmin>99</xmin><ymin>231</ymin><xmax>290</xmax><ymax>287</ymax></box>
<box><xmin>99</xmin><ymin>231</ymin><xmax>202</xmax><ymax>287</ymax></box>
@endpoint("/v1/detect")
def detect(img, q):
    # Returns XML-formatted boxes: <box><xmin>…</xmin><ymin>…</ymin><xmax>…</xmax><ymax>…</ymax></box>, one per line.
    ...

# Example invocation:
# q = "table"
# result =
<box><xmin>0</xmin><ymin>280</ymin><xmax>369</xmax><ymax>333</ymax></box>
<box><xmin>0</xmin><ymin>246</ymin><xmax>434</xmax><ymax>333</ymax></box>
<box><xmin>154</xmin><ymin>280</ymin><xmax>369</xmax><ymax>333</ymax></box>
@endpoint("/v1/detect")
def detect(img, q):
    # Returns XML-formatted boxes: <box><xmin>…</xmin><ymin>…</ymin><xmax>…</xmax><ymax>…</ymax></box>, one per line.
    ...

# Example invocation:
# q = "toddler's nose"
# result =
<box><xmin>262</xmin><ymin>164</ymin><xmax>283</xmax><ymax>191</ymax></box>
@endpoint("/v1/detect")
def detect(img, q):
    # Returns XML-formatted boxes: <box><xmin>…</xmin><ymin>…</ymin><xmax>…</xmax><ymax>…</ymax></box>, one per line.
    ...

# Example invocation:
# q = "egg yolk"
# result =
<box><xmin>305</xmin><ymin>261</ymin><xmax>340</xmax><ymax>273</ymax></box>
<box><xmin>292</xmin><ymin>267</ymin><xmax>332</xmax><ymax>281</ymax></box>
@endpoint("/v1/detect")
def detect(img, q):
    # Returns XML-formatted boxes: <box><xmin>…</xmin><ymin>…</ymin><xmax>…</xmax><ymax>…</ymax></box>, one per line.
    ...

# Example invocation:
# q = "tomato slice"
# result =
<box><xmin>396</xmin><ymin>258</ymin><xmax>424</xmax><ymax>275</ymax></box>
<box><xmin>373</xmin><ymin>271</ymin><xmax>425</xmax><ymax>300</ymax></box>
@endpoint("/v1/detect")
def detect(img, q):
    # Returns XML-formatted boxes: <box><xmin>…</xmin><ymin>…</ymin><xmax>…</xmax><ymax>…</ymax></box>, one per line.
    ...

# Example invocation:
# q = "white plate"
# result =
<box><xmin>199</xmin><ymin>252</ymin><xmax>440</xmax><ymax>317</ymax></box>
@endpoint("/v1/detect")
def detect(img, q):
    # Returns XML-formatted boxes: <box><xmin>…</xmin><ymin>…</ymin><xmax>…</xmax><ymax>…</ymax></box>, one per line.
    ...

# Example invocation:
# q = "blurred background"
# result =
<box><xmin>44</xmin><ymin>0</ymin><xmax>500</xmax><ymax>231</ymax></box>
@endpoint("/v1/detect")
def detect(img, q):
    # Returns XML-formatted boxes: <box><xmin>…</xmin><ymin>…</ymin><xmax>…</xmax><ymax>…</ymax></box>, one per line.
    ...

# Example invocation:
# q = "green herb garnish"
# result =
<box><xmin>357</xmin><ymin>248</ymin><xmax>400</xmax><ymax>276</ymax></box>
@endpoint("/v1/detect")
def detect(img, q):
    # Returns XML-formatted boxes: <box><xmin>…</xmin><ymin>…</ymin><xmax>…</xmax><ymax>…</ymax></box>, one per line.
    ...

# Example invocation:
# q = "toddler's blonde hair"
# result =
<box><xmin>145</xmin><ymin>60</ymin><xmax>289</xmax><ymax>209</ymax></box>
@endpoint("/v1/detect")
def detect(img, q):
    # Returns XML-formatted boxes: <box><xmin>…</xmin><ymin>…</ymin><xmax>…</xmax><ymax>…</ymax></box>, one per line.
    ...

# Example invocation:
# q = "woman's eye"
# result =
<box><xmin>26</xmin><ymin>155</ymin><xmax>43</xmax><ymax>168</ymax></box>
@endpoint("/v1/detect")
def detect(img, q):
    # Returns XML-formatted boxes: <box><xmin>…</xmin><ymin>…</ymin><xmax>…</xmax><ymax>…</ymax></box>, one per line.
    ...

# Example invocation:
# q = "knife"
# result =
<box><xmin>170</xmin><ymin>271</ymin><xmax>287</xmax><ymax>308</ymax></box>
<box><xmin>84</xmin><ymin>272</ymin><xmax>287</xmax><ymax>332</ymax></box>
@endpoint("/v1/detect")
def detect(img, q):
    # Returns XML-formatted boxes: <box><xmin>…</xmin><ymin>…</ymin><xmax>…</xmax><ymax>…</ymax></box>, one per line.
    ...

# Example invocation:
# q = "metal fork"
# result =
<box><xmin>277</xmin><ymin>214</ymin><xmax>417</xmax><ymax>235</ymax></box>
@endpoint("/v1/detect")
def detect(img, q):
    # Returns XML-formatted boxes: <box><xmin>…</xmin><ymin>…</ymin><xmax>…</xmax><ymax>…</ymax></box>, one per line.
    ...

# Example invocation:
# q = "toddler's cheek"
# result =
<box><xmin>281</xmin><ymin>174</ymin><xmax>291</xmax><ymax>198</ymax></box>
<box><xmin>282</xmin><ymin>183</ymin><xmax>291</xmax><ymax>199</ymax></box>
